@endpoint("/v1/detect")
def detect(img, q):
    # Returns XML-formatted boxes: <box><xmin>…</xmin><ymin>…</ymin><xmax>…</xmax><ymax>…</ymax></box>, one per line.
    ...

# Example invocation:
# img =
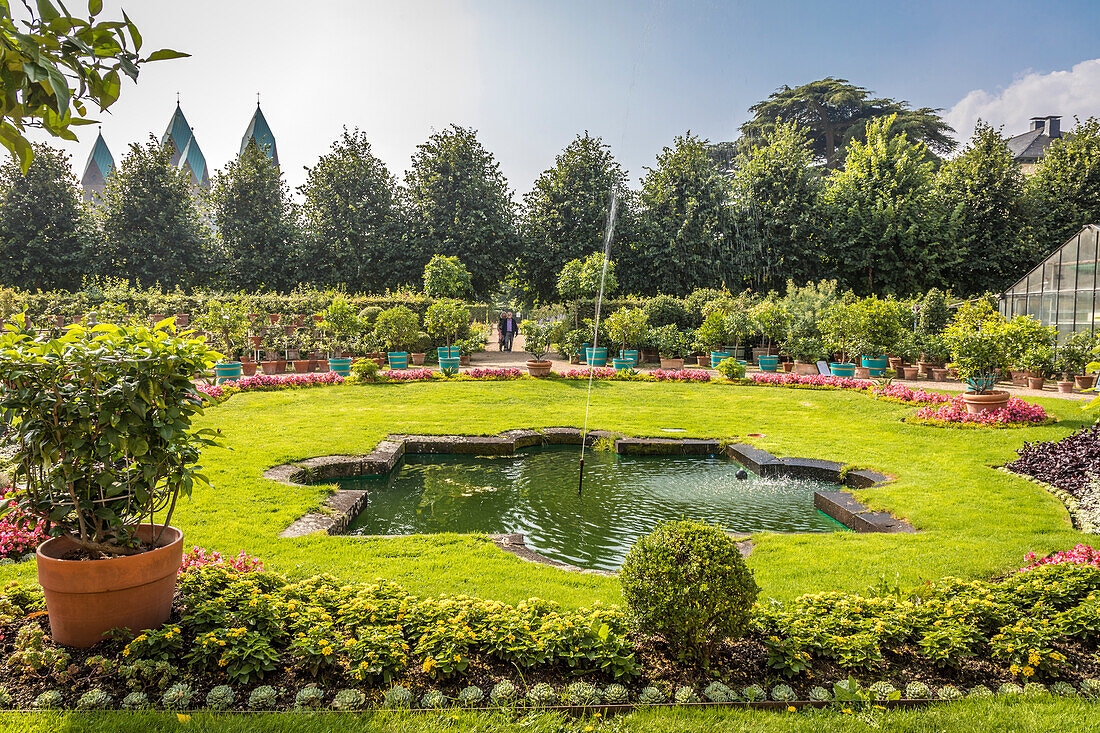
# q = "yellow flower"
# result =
<box><xmin>176</xmin><ymin>713</ymin><xmax>191</xmax><ymax>723</ymax></box>
<box><xmin>787</xmin><ymin>706</ymin><xmax>796</xmax><ymax>712</ymax></box>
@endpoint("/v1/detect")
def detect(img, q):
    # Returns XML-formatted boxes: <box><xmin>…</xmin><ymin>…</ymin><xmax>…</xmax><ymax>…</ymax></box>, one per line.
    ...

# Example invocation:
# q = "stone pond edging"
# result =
<box><xmin>267</xmin><ymin>429</ymin><xmax>914</xmax><ymax>555</ymax></box>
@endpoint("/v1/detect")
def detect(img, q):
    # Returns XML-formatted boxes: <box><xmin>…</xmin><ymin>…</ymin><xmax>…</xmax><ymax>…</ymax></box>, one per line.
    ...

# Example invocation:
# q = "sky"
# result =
<box><xmin>30</xmin><ymin>0</ymin><xmax>1100</xmax><ymax>198</ymax></box>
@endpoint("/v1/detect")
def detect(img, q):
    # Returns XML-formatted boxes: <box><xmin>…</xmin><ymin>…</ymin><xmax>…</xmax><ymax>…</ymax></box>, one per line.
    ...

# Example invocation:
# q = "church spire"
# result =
<box><xmin>240</xmin><ymin>100</ymin><xmax>279</xmax><ymax>166</ymax></box>
<box><xmin>161</xmin><ymin>102</ymin><xmax>209</xmax><ymax>189</ymax></box>
<box><xmin>80</xmin><ymin>129</ymin><xmax>114</xmax><ymax>203</ymax></box>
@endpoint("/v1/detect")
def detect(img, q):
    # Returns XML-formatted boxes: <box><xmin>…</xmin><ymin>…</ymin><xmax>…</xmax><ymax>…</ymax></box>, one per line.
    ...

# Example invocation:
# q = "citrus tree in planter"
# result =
<box><xmin>425</xmin><ymin>299</ymin><xmax>470</xmax><ymax>373</ymax></box>
<box><xmin>320</xmin><ymin>296</ymin><xmax>363</xmax><ymax>357</ymax></box>
<box><xmin>374</xmin><ymin>305</ymin><xmax>420</xmax><ymax>367</ymax></box>
<box><xmin>0</xmin><ymin>317</ymin><xmax>218</xmax><ymax>646</ymax></box>
<box><xmin>196</xmin><ymin>297</ymin><xmax>249</xmax><ymax>381</ymax></box>
<box><xmin>943</xmin><ymin>301</ymin><xmax>1012</xmax><ymax>412</ymax></box>
<box><xmin>603</xmin><ymin>307</ymin><xmax>649</xmax><ymax>368</ymax></box>
<box><xmin>652</xmin><ymin>324</ymin><xmax>689</xmax><ymax>368</ymax></box>
<box><xmin>520</xmin><ymin>319</ymin><xmax>557</xmax><ymax>376</ymax></box>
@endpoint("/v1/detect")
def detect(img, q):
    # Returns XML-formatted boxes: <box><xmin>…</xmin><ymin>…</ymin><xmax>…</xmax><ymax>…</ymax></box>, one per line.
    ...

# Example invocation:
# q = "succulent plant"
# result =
<box><xmin>249</xmin><ymin>685</ymin><xmax>279</xmax><ymax>710</ymax></box>
<box><xmin>161</xmin><ymin>683</ymin><xmax>194</xmax><ymax>710</ymax></box>
<box><xmin>998</xmin><ymin>682</ymin><xmax>1024</xmax><ymax>696</ymax></box>
<box><xmin>33</xmin><ymin>690</ymin><xmax>63</xmax><ymax>709</ymax></box>
<box><xmin>741</xmin><ymin>684</ymin><xmax>765</xmax><ymax>702</ymax></box>
<box><xmin>771</xmin><ymin>683</ymin><xmax>796</xmax><ymax>702</ymax></box>
<box><xmin>702</xmin><ymin>681</ymin><xmax>735</xmax><ymax>703</ymax></box>
<box><xmin>567</xmin><ymin>682</ymin><xmax>601</xmax><ymax>707</ymax></box>
<box><xmin>382</xmin><ymin>685</ymin><xmax>413</xmax><ymax>709</ymax></box>
<box><xmin>968</xmin><ymin>685</ymin><xmax>993</xmax><ymax>698</ymax></box>
<box><xmin>808</xmin><ymin>685</ymin><xmax>831</xmax><ymax>702</ymax></box>
<box><xmin>457</xmin><ymin>685</ymin><xmax>484</xmax><ymax>707</ymax></box>
<box><xmin>603</xmin><ymin>683</ymin><xmax>629</xmax><ymax>705</ymax></box>
<box><xmin>1080</xmin><ymin>679</ymin><xmax>1100</xmax><ymax>698</ymax></box>
<box><xmin>121</xmin><ymin>691</ymin><xmax>149</xmax><ymax>710</ymax></box>
<box><xmin>205</xmin><ymin>685</ymin><xmax>236</xmax><ymax>711</ymax></box>
<box><xmin>76</xmin><ymin>688</ymin><xmax>112</xmax><ymax>710</ymax></box>
<box><xmin>936</xmin><ymin>685</ymin><xmax>962</xmax><ymax>701</ymax></box>
<box><xmin>868</xmin><ymin>681</ymin><xmax>897</xmax><ymax>700</ymax></box>
<box><xmin>332</xmin><ymin>689</ymin><xmax>366</xmax><ymax>711</ymax></box>
<box><xmin>526</xmin><ymin>683</ymin><xmax>556</xmax><ymax>707</ymax></box>
<box><xmin>1050</xmin><ymin>681</ymin><xmax>1076</xmax><ymax>697</ymax></box>
<box><xmin>674</xmin><ymin>686</ymin><xmax>700</xmax><ymax>704</ymax></box>
<box><xmin>419</xmin><ymin>690</ymin><xmax>447</xmax><ymax>709</ymax></box>
<box><xmin>904</xmin><ymin>681</ymin><xmax>932</xmax><ymax>699</ymax></box>
<box><xmin>1022</xmin><ymin>682</ymin><xmax>1048</xmax><ymax>696</ymax></box>
<box><xmin>490</xmin><ymin>680</ymin><xmax>517</xmax><ymax>705</ymax></box>
<box><xmin>638</xmin><ymin>686</ymin><xmax>667</xmax><ymax>705</ymax></box>
<box><xmin>295</xmin><ymin>684</ymin><xmax>325</xmax><ymax>709</ymax></box>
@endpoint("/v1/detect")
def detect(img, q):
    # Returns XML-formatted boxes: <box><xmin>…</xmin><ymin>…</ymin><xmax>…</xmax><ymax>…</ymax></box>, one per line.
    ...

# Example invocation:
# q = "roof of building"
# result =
<box><xmin>161</xmin><ymin>103</ymin><xmax>209</xmax><ymax>188</ymax></box>
<box><xmin>240</xmin><ymin>104</ymin><xmax>278</xmax><ymax>166</ymax></box>
<box><xmin>1006</xmin><ymin>128</ymin><xmax>1055</xmax><ymax>162</ymax></box>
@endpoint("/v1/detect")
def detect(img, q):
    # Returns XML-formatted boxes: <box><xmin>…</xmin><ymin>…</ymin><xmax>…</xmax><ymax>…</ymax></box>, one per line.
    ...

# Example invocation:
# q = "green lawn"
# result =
<box><xmin>0</xmin><ymin>380</ymin><xmax>1089</xmax><ymax>606</ymax></box>
<box><xmin>4</xmin><ymin>699</ymin><xmax>1100</xmax><ymax>732</ymax></box>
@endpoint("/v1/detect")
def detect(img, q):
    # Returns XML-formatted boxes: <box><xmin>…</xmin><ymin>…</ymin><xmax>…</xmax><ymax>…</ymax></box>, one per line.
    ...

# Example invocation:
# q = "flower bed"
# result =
<box><xmin>648</xmin><ymin>369</ymin><xmax>711</xmax><ymax>382</ymax></box>
<box><xmin>908</xmin><ymin>395</ymin><xmax>1054</xmax><ymax>427</ymax></box>
<box><xmin>0</xmin><ymin>489</ymin><xmax>45</xmax><ymax>560</ymax></box>
<box><xmin>462</xmin><ymin>367</ymin><xmax>523</xmax><ymax>380</ymax></box>
<box><xmin>379</xmin><ymin>368</ymin><xmax>435</xmax><ymax>382</ymax></box>
<box><xmin>2</xmin><ymin>549</ymin><xmax>1100</xmax><ymax>710</ymax></box>
<box><xmin>869</xmin><ymin>384</ymin><xmax>950</xmax><ymax>406</ymax></box>
<box><xmin>1022</xmin><ymin>544</ymin><xmax>1100</xmax><ymax>571</ymax></box>
<box><xmin>198</xmin><ymin>372</ymin><xmax>344</xmax><ymax>402</ymax></box>
<box><xmin>749</xmin><ymin>372</ymin><xmax>874</xmax><ymax>390</ymax></box>
<box><xmin>555</xmin><ymin>367</ymin><xmax>618</xmax><ymax>380</ymax></box>
<box><xmin>1004</xmin><ymin>426</ymin><xmax>1100</xmax><ymax>497</ymax></box>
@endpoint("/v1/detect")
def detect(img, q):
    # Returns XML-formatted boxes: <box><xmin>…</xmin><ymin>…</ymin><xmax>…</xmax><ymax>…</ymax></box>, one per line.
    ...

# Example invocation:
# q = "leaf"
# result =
<box><xmin>145</xmin><ymin>48</ymin><xmax>189</xmax><ymax>62</ymax></box>
<box><xmin>122</xmin><ymin>10</ymin><xmax>140</xmax><ymax>50</ymax></box>
<box><xmin>36</xmin><ymin>0</ymin><xmax>60</xmax><ymax>21</ymax></box>
<box><xmin>89</xmin><ymin>0</ymin><xmax>103</xmax><ymax>15</ymax></box>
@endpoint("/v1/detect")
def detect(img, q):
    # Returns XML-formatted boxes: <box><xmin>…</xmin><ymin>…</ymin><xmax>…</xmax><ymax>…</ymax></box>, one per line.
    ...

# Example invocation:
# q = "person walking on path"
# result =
<box><xmin>498</xmin><ymin>311</ymin><xmax>519</xmax><ymax>352</ymax></box>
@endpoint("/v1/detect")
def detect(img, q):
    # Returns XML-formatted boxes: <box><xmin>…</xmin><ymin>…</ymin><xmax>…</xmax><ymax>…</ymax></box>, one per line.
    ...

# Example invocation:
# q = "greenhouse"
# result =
<box><xmin>999</xmin><ymin>224</ymin><xmax>1100</xmax><ymax>340</ymax></box>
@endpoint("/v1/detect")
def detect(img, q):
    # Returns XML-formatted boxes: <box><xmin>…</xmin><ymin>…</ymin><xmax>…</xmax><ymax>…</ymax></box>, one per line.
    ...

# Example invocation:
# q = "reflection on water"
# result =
<box><xmin>335</xmin><ymin>447</ymin><xmax>847</xmax><ymax>571</ymax></box>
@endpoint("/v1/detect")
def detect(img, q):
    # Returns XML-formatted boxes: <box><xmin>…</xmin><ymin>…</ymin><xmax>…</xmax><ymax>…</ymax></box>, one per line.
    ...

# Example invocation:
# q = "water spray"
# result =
<box><xmin>579</xmin><ymin>187</ymin><xmax>620</xmax><ymax>496</ymax></box>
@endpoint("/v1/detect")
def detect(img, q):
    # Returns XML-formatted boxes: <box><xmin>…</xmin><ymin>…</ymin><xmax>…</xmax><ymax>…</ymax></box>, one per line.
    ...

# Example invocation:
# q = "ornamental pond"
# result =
<box><xmin>325</xmin><ymin>446</ymin><xmax>848</xmax><ymax>571</ymax></box>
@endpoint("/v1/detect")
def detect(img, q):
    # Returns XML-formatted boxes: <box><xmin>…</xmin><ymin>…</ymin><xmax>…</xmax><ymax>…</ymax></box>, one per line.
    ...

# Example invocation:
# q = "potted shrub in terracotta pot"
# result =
<box><xmin>751</xmin><ymin>297</ymin><xmax>787</xmax><ymax>365</ymax></box>
<box><xmin>0</xmin><ymin>317</ymin><xmax>217</xmax><ymax>647</ymax></box>
<box><xmin>653</xmin><ymin>324</ymin><xmax>689</xmax><ymax>369</ymax></box>
<box><xmin>521</xmin><ymin>318</ymin><xmax>556</xmax><ymax>377</ymax></box>
<box><xmin>425</xmin><ymin>299</ymin><xmax>471</xmax><ymax>375</ymax></box>
<box><xmin>943</xmin><ymin>301</ymin><xmax>1013</xmax><ymax>414</ymax></box>
<box><xmin>1056</xmin><ymin>330</ymin><xmax>1099</xmax><ymax>391</ymax></box>
<box><xmin>785</xmin><ymin>336</ymin><xmax>826</xmax><ymax>375</ymax></box>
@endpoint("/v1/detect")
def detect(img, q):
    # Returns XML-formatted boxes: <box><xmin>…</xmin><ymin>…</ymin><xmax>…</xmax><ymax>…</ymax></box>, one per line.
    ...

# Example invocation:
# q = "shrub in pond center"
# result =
<box><xmin>620</xmin><ymin>520</ymin><xmax>758</xmax><ymax>664</ymax></box>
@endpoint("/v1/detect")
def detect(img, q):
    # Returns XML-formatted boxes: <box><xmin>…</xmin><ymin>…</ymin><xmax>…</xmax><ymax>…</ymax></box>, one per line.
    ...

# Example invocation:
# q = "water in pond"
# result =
<box><xmin>336</xmin><ymin>447</ymin><xmax>848</xmax><ymax>571</ymax></box>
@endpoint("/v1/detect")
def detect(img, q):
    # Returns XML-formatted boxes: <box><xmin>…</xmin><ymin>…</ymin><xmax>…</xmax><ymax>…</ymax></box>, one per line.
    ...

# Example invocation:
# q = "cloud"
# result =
<box><xmin>946</xmin><ymin>58</ymin><xmax>1100</xmax><ymax>145</ymax></box>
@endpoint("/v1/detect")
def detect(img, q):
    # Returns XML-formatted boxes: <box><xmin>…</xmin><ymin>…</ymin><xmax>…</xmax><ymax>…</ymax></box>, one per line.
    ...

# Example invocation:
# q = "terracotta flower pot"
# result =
<box><xmin>174</xmin><ymin>313</ymin><xmax>189</xmax><ymax>327</ymax></box>
<box><xmin>782</xmin><ymin>362</ymin><xmax>794</xmax><ymax>373</ymax></box>
<box><xmin>696</xmin><ymin>355</ymin><xmax>711</xmax><ymax>368</ymax></box>
<box><xmin>931</xmin><ymin>368</ymin><xmax>949</xmax><ymax>381</ymax></box>
<box><xmin>793</xmin><ymin>361</ymin><xmax>818</xmax><ymax>376</ymax></box>
<box><xmin>36</xmin><ymin>524</ymin><xmax>183</xmax><ymax>648</ymax></box>
<box><xmin>526</xmin><ymin>360</ymin><xmax>553</xmax><ymax>377</ymax></box>
<box><xmin>293</xmin><ymin>360</ymin><xmax>312</xmax><ymax>373</ymax></box>
<box><xmin>569</xmin><ymin>355</ymin><xmax>580</xmax><ymax>364</ymax></box>
<box><xmin>1010</xmin><ymin>370</ymin><xmax>1031</xmax><ymax>388</ymax></box>
<box><xmin>961</xmin><ymin>390</ymin><xmax>1011</xmax><ymax>415</ymax></box>
<box><xmin>410</xmin><ymin>353</ymin><xmax>426</xmax><ymax>366</ymax></box>
<box><xmin>660</xmin><ymin>358</ymin><xmax>685</xmax><ymax>370</ymax></box>
<box><xmin>260</xmin><ymin>361</ymin><xmax>280</xmax><ymax>375</ymax></box>
<box><xmin>248</xmin><ymin>335</ymin><xmax>263</xmax><ymax>348</ymax></box>
<box><xmin>1075</xmin><ymin>374</ymin><xmax>1096</xmax><ymax>390</ymax></box>
<box><xmin>916</xmin><ymin>361</ymin><xmax>934</xmax><ymax>376</ymax></box>
<box><xmin>854</xmin><ymin>366</ymin><xmax>871</xmax><ymax>378</ymax></box>
<box><xmin>241</xmin><ymin>362</ymin><xmax>258</xmax><ymax>377</ymax></box>
<box><xmin>460</xmin><ymin>355</ymin><xmax>470</xmax><ymax>366</ymax></box>
<box><xmin>268</xmin><ymin>314</ymin><xmax>281</xmax><ymax>324</ymax></box>
<box><xmin>1058</xmin><ymin>381</ymin><xmax>1075</xmax><ymax>393</ymax></box>
<box><xmin>888</xmin><ymin>357</ymin><xmax>903</xmax><ymax>371</ymax></box>
<box><xmin>900</xmin><ymin>366</ymin><xmax>920</xmax><ymax>379</ymax></box>
<box><xmin>1027</xmin><ymin>376</ymin><xmax>1045</xmax><ymax>390</ymax></box>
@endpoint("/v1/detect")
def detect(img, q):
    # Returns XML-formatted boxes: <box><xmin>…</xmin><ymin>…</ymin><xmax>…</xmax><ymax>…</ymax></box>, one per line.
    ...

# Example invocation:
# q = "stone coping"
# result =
<box><xmin>270</xmin><ymin>428</ymin><xmax>914</xmax><ymax>545</ymax></box>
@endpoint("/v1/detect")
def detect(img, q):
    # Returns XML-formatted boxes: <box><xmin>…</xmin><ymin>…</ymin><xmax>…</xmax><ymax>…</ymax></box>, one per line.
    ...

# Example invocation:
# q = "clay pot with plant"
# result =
<box><xmin>653</xmin><ymin>324</ymin><xmax>689</xmax><ymax>370</ymax></box>
<box><xmin>0</xmin><ymin>317</ymin><xmax>219</xmax><ymax>647</ymax></box>
<box><xmin>1058</xmin><ymin>330</ymin><xmax>1100</xmax><ymax>390</ymax></box>
<box><xmin>521</xmin><ymin>318</ymin><xmax>558</xmax><ymax>377</ymax></box>
<box><xmin>943</xmin><ymin>302</ymin><xmax>1013</xmax><ymax>414</ymax></box>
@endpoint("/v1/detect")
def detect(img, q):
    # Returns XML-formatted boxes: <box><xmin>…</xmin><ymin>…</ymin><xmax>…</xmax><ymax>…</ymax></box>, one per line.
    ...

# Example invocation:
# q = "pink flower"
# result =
<box><xmin>381</xmin><ymin>368</ymin><xmax>434</xmax><ymax>381</ymax></box>
<box><xmin>200</xmin><ymin>371</ymin><xmax>344</xmax><ymax>402</ymax></box>
<box><xmin>463</xmin><ymin>367</ymin><xmax>523</xmax><ymax>379</ymax></box>
<box><xmin>870</xmin><ymin>384</ymin><xmax>949</xmax><ymax>405</ymax></box>
<box><xmin>1019</xmin><ymin>544</ymin><xmax>1100</xmax><ymax>572</ymax></box>
<box><xmin>179</xmin><ymin>545</ymin><xmax>264</xmax><ymax>574</ymax></box>
<box><xmin>0</xmin><ymin>488</ymin><xmax>46</xmax><ymax>558</ymax></box>
<box><xmin>555</xmin><ymin>367</ymin><xmax>618</xmax><ymax>379</ymax></box>
<box><xmin>649</xmin><ymin>369</ymin><xmax>711</xmax><ymax>382</ymax></box>
<box><xmin>749</xmin><ymin>372</ymin><xmax>874</xmax><ymax>390</ymax></box>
